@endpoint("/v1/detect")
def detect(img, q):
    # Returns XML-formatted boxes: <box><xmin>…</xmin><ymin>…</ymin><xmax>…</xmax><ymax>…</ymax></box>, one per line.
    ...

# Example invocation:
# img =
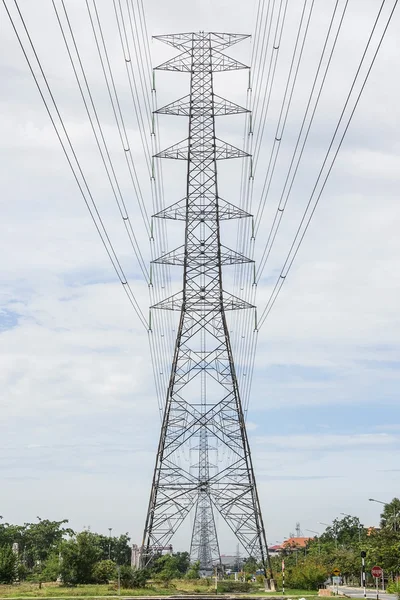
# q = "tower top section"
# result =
<box><xmin>153</xmin><ymin>32</ymin><xmax>250</xmax><ymax>51</ymax></box>
<box><xmin>154</xmin><ymin>32</ymin><xmax>250</xmax><ymax>74</ymax></box>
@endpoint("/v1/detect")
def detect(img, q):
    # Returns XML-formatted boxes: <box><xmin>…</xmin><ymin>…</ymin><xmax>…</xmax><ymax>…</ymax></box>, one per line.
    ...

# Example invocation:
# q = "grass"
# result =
<box><xmin>0</xmin><ymin>583</ymin><xmax>169</xmax><ymax>599</ymax></box>
<box><xmin>0</xmin><ymin>582</ymin><xmax>328</xmax><ymax>599</ymax></box>
<box><xmin>256</xmin><ymin>591</ymin><xmax>319</xmax><ymax>596</ymax></box>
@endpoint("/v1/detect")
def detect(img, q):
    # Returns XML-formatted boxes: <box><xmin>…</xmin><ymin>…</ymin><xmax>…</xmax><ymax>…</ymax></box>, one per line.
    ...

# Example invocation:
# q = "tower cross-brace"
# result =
<box><xmin>141</xmin><ymin>31</ymin><xmax>272</xmax><ymax>577</ymax></box>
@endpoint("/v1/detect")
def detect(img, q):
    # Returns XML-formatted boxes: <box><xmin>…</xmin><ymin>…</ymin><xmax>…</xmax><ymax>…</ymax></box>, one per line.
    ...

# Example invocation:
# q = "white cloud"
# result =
<box><xmin>253</xmin><ymin>433</ymin><xmax>399</xmax><ymax>451</ymax></box>
<box><xmin>0</xmin><ymin>0</ymin><xmax>399</xmax><ymax>553</ymax></box>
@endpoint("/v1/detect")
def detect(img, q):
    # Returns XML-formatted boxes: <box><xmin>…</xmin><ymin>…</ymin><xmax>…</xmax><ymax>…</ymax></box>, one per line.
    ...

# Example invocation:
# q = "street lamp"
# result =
<box><xmin>319</xmin><ymin>522</ymin><xmax>338</xmax><ymax>550</ymax></box>
<box><xmin>305</xmin><ymin>529</ymin><xmax>321</xmax><ymax>555</ymax></box>
<box><xmin>108</xmin><ymin>528</ymin><xmax>112</xmax><ymax>560</ymax></box>
<box><xmin>369</xmin><ymin>498</ymin><xmax>398</xmax><ymax>532</ymax></box>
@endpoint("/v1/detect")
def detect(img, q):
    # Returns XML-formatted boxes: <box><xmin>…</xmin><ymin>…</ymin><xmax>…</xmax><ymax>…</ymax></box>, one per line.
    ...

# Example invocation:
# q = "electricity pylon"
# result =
<box><xmin>141</xmin><ymin>31</ymin><xmax>272</xmax><ymax>577</ymax></box>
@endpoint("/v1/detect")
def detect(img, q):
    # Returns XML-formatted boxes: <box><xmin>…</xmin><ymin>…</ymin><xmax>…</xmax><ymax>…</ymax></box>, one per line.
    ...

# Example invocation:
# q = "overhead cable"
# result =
<box><xmin>3</xmin><ymin>0</ymin><xmax>149</xmax><ymax>330</ymax></box>
<box><xmin>255</xmin><ymin>0</ymin><xmax>347</xmax><ymax>282</ymax></box>
<box><xmin>257</xmin><ymin>0</ymin><xmax>398</xmax><ymax>330</ymax></box>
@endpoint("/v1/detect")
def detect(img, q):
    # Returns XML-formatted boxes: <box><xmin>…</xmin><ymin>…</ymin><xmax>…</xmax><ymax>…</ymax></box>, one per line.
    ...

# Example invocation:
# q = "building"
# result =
<box><xmin>268</xmin><ymin>537</ymin><xmax>312</xmax><ymax>556</ymax></box>
<box><xmin>131</xmin><ymin>543</ymin><xmax>173</xmax><ymax>569</ymax></box>
<box><xmin>283</xmin><ymin>537</ymin><xmax>312</xmax><ymax>549</ymax></box>
<box><xmin>268</xmin><ymin>545</ymin><xmax>283</xmax><ymax>557</ymax></box>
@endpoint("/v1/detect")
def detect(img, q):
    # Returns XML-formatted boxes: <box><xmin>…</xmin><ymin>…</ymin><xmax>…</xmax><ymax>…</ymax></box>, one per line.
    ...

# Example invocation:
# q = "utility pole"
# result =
<box><xmin>108</xmin><ymin>528</ymin><xmax>112</xmax><ymax>561</ymax></box>
<box><xmin>141</xmin><ymin>31</ymin><xmax>273</xmax><ymax>581</ymax></box>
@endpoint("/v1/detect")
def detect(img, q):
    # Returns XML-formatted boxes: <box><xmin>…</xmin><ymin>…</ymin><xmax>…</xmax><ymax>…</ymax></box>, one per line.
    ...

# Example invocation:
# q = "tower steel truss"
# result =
<box><xmin>142</xmin><ymin>32</ymin><xmax>272</xmax><ymax>576</ymax></box>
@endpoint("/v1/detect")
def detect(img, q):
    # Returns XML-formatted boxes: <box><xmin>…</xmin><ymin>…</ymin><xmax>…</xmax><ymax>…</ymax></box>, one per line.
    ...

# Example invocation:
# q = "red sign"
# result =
<box><xmin>371</xmin><ymin>566</ymin><xmax>383</xmax><ymax>578</ymax></box>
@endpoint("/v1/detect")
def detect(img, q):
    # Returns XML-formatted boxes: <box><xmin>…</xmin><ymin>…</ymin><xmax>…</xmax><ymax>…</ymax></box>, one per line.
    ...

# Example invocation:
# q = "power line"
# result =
<box><xmin>3</xmin><ymin>0</ymin><xmax>148</xmax><ymax>330</ymax></box>
<box><xmin>86</xmin><ymin>0</ymin><xmax>151</xmax><ymax>235</ymax></box>
<box><xmin>255</xmin><ymin>0</ymin><xmax>347</xmax><ymax>282</ymax></box>
<box><xmin>253</xmin><ymin>0</ymin><xmax>315</xmax><ymax>233</ymax></box>
<box><xmin>257</xmin><ymin>0</ymin><xmax>398</xmax><ymax>330</ymax></box>
<box><xmin>52</xmin><ymin>0</ymin><xmax>150</xmax><ymax>280</ymax></box>
<box><xmin>231</xmin><ymin>0</ymin><xmax>312</xmax><ymax>393</ymax></box>
<box><xmin>112</xmin><ymin>0</ymin><xmax>153</xmax><ymax>174</ymax></box>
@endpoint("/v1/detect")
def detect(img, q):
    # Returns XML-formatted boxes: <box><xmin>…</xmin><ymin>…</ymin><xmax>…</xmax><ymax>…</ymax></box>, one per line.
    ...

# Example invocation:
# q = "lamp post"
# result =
<box><xmin>319</xmin><ymin>522</ymin><xmax>338</xmax><ymax>550</ymax></box>
<box><xmin>306</xmin><ymin>529</ymin><xmax>321</xmax><ymax>555</ymax></box>
<box><xmin>369</xmin><ymin>498</ymin><xmax>398</xmax><ymax>532</ymax></box>
<box><xmin>108</xmin><ymin>528</ymin><xmax>112</xmax><ymax>560</ymax></box>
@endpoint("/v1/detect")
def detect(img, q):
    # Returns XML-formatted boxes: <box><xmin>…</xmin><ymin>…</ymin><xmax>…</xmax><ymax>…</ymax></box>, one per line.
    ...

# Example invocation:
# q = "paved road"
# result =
<box><xmin>331</xmin><ymin>586</ymin><xmax>397</xmax><ymax>600</ymax></box>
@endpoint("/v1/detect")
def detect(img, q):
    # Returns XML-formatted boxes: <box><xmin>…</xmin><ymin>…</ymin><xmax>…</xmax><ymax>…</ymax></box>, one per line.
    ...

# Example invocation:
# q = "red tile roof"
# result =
<box><xmin>283</xmin><ymin>537</ymin><xmax>312</xmax><ymax>548</ymax></box>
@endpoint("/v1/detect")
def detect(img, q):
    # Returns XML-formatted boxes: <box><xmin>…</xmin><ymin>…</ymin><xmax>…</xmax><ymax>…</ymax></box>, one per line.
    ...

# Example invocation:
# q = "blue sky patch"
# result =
<box><xmin>0</xmin><ymin>308</ymin><xmax>19</xmax><ymax>332</ymax></box>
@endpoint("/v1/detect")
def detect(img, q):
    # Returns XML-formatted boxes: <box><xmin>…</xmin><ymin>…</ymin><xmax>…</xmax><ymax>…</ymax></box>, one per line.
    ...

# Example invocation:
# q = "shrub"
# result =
<box><xmin>186</xmin><ymin>577</ymin><xmax>210</xmax><ymax>586</ymax></box>
<box><xmin>217</xmin><ymin>581</ymin><xmax>252</xmax><ymax>593</ymax></box>
<box><xmin>42</xmin><ymin>552</ymin><xmax>62</xmax><ymax>582</ymax></box>
<box><xmin>17</xmin><ymin>563</ymin><xmax>29</xmax><ymax>582</ymax></box>
<box><xmin>92</xmin><ymin>560</ymin><xmax>117</xmax><ymax>584</ymax></box>
<box><xmin>386</xmin><ymin>580</ymin><xmax>400</xmax><ymax>596</ymax></box>
<box><xmin>0</xmin><ymin>546</ymin><xmax>17</xmax><ymax>584</ymax></box>
<box><xmin>185</xmin><ymin>560</ymin><xmax>200</xmax><ymax>579</ymax></box>
<box><xmin>286</xmin><ymin>562</ymin><xmax>329</xmax><ymax>590</ymax></box>
<box><xmin>119</xmin><ymin>565</ymin><xmax>149</xmax><ymax>589</ymax></box>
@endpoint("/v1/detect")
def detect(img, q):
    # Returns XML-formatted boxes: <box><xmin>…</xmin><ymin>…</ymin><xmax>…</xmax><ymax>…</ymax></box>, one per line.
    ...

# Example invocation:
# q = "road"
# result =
<box><xmin>331</xmin><ymin>586</ymin><xmax>397</xmax><ymax>600</ymax></box>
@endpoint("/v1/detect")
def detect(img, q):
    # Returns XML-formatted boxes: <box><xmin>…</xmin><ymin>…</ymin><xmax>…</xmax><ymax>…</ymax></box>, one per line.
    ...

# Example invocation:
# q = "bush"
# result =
<box><xmin>0</xmin><ymin>546</ymin><xmax>17</xmax><ymax>584</ymax></box>
<box><xmin>17</xmin><ymin>563</ymin><xmax>29</xmax><ymax>582</ymax></box>
<box><xmin>119</xmin><ymin>565</ymin><xmax>149</xmax><ymax>589</ymax></box>
<box><xmin>386</xmin><ymin>580</ymin><xmax>400</xmax><ymax>596</ymax></box>
<box><xmin>59</xmin><ymin>531</ymin><xmax>102</xmax><ymax>585</ymax></box>
<box><xmin>42</xmin><ymin>552</ymin><xmax>62</xmax><ymax>582</ymax></box>
<box><xmin>185</xmin><ymin>560</ymin><xmax>200</xmax><ymax>579</ymax></box>
<box><xmin>285</xmin><ymin>562</ymin><xmax>329</xmax><ymax>590</ymax></box>
<box><xmin>217</xmin><ymin>581</ymin><xmax>252</xmax><ymax>593</ymax></box>
<box><xmin>186</xmin><ymin>577</ymin><xmax>210</xmax><ymax>586</ymax></box>
<box><xmin>93</xmin><ymin>560</ymin><xmax>117</xmax><ymax>584</ymax></box>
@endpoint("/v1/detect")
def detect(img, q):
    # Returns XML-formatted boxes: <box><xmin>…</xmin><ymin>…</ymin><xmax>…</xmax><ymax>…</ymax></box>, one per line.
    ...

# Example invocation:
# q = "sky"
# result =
<box><xmin>0</xmin><ymin>0</ymin><xmax>399</xmax><ymax>555</ymax></box>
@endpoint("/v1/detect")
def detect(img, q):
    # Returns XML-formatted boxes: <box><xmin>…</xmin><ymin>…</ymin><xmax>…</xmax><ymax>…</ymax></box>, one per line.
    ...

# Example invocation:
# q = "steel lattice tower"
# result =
<box><xmin>141</xmin><ymin>31</ymin><xmax>272</xmax><ymax>577</ymax></box>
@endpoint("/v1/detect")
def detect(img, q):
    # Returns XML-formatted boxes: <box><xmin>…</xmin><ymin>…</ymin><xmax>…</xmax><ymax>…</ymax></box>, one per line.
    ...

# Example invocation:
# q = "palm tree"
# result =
<box><xmin>379</xmin><ymin>498</ymin><xmax>400</xmax><ymax>532</ymax></box>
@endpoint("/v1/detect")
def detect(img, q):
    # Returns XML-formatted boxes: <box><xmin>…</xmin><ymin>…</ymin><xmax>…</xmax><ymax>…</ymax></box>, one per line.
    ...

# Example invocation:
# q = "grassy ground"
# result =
<box><xmin>0</xmin><ymin>581</ymin><xmax>325</xmax><ymax>599</ymax></box>
<box><xmin>0</xmin><ymin>584</ymin><xmax>165</xmax><ymax>598</ymax></box>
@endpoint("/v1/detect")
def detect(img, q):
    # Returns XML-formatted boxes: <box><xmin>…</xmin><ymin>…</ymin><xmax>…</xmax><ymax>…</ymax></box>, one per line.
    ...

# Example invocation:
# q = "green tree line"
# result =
<box><xmin>0</xmin><ymin>519</ymin><xmax>133</xmax><ymax>585</ymax></box>
<box><xmin>0</xmin><ymin>518</ymin><xmax>194</xmax><ymax>587</ymax></box>
<box><xmin>1</xmin><ymin>499</ymin><xmax>399</xmax><ymax>590</ymax></box>
<box><xmin>270</xmin><ymin>498</ymin><xmax>400</xmax><ymax>591</ymax></box>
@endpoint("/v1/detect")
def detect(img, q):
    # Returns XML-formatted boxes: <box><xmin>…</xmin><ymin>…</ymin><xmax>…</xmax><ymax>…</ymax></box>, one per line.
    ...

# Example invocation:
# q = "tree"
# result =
<box><xmin>23</xmin><ymin>519</ymin><xmax>73</xmax><ymax>566</ymax></box>
<box><xmin>186</xmin><ymin>561</ymin><xmax>200</xmax><ymax>579</ymax></box>
<box><xmin>131</xmin><ymin>569</ymin><xmax>149</xmax><ymax>588</ymax></box>
<box><xmin>119</xmin><ymin>566</ymin><xmax>149</xmax><ymax>589</ymax></box>
<box><xmin>0</xmin><ymin>518</ymin><xmax>73</xmax><ymax>572</ymax></box>
<box><xmin>379</xmin><ymin>498</ymin><xmax>400</xmax><ymax>532</ymax></box>
<box><xmin>153</xmin><ymin>554</ymin><xmax>182</xmax><ymax>582</ymax></box>
<box><xmin>367</xmin><ymin>527</ymin><xmax>400</xmax><ymax>577</ymax></box>
<box><xmin>151</xmin><ymin>552</ymin><xmax>190</xmax><ymax>580</ymax></box>
<box><xmin>42</xmin><ymin>552</ymin><xmax>62</xmax><ymax>582</ymax></box>
<box><xmin>335</xmin><ymin>548</ymin><xmax>360</xmax><ymax>582</ymax></box>
<box><xmin>172</xmin><ymin>552</ymin><xmax>190</xmax><ymax>575</ymax></box>
<box><xmin>92</xmin><ymin>560</ymin><xmax>117</xmax><ymax>584</ymax></box>
<box><xmin>59</xmin><ymin>531</ymin><xmax>102</xmax><ymax>584</ymax></box>
<box><xmin>286</xmin><ymin>559</ymin><xmax>329</xmax><ymax>590</ymax></box>
<box><xmin>93</xmin><ymin>533</ymin><xmax>131</xmax><ymax>565</ymax></box>
<box><xmin>243</xmin><ymin>556</ymin><xmax>259</xmax><ymax>574</ymax></box>
<box><xmin>320</xmin><ymin>515</ymin><xmax>364</xmax><ymax>550</ymax></box>
<box><xmin>0</xmin><ymin>546</ymin><xmax>17</xmax><ymax>584</ymax></box>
